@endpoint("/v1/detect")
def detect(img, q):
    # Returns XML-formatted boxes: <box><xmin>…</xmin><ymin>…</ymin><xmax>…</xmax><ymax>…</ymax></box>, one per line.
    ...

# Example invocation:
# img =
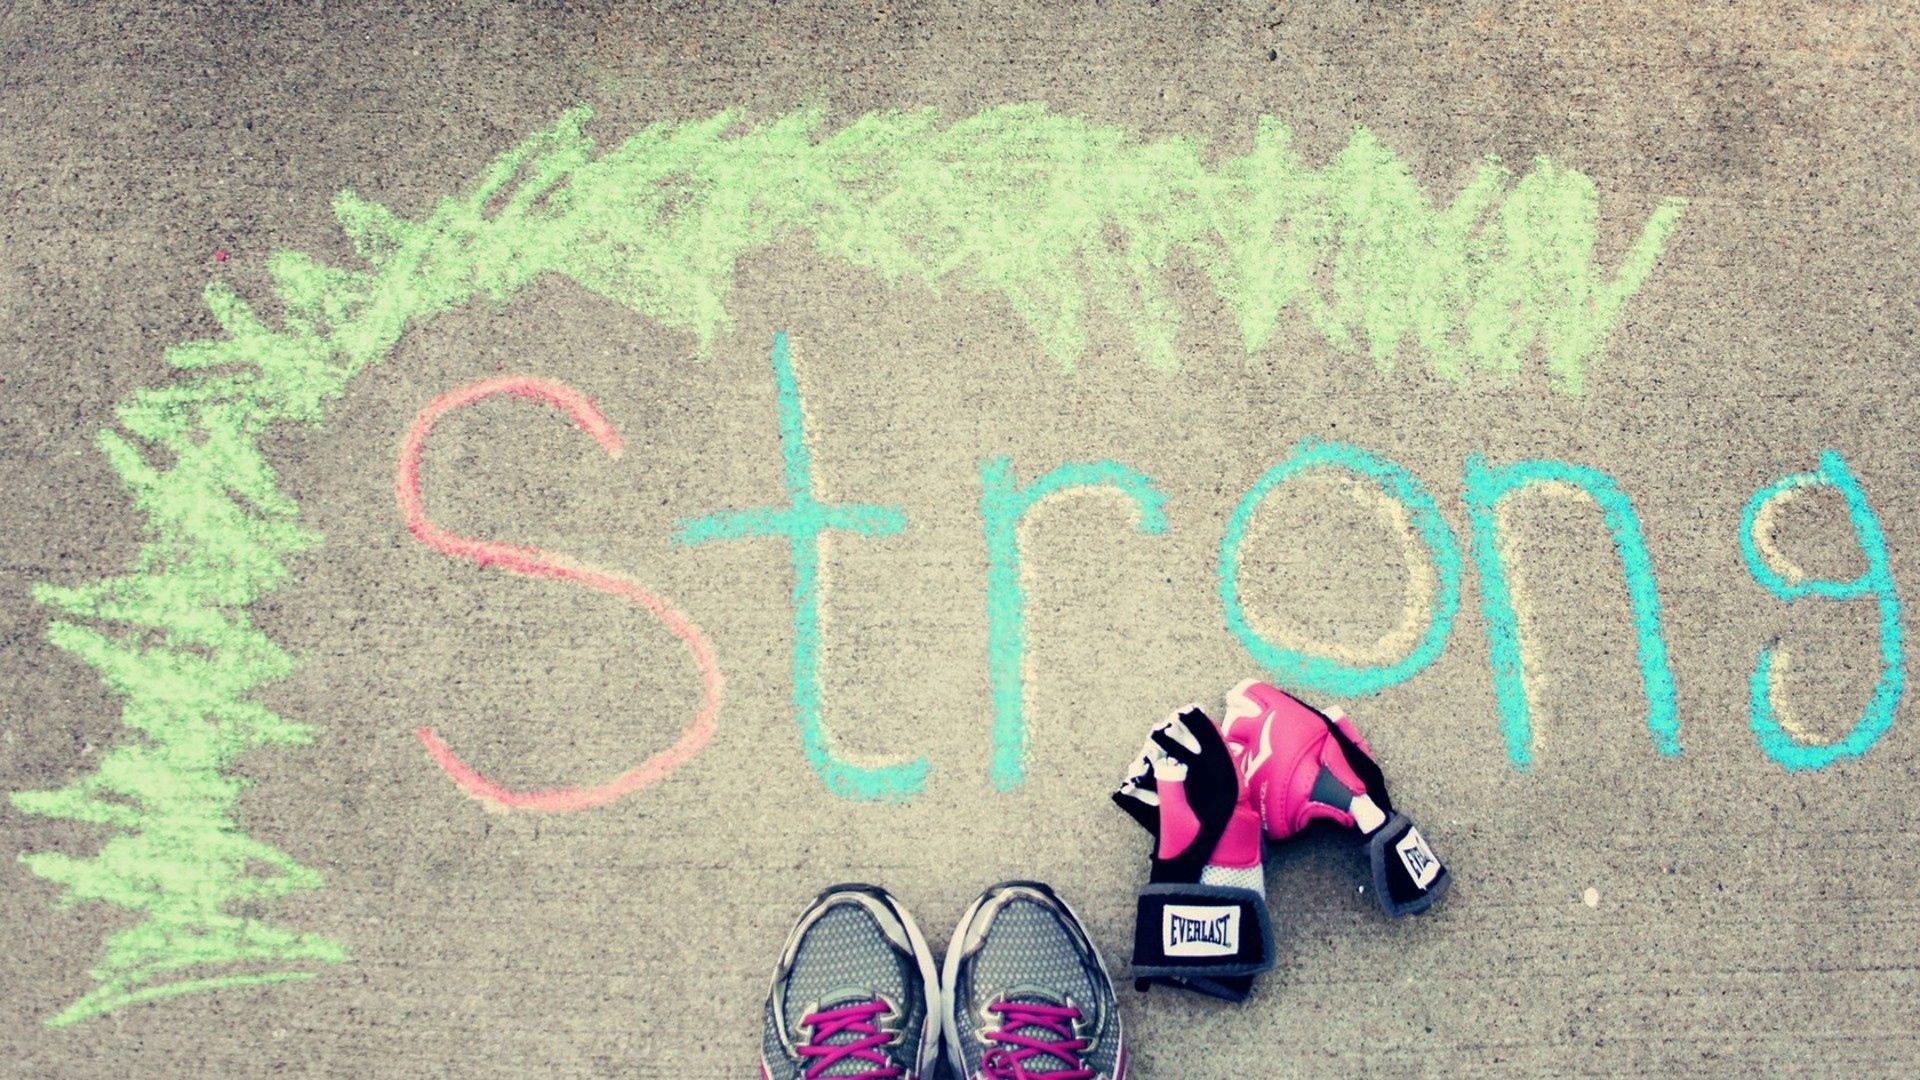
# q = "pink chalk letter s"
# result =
<box><xmin>395</xmin><ymin>375</ymin><xmax>722</xmax><ymax>812</ymax></box>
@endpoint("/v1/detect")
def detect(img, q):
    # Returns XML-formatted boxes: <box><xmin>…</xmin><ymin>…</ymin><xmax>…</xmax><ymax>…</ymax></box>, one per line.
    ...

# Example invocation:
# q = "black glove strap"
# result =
<box><xmin>1130</xmin><ymin>884</ymin><xmax>1274</xmax><ymax>980</ymax></box>
<box><xmin>1311</xmin><ymin>706</ymin><xmax>1394</xmax><ymax>818</ymax></box>
<box><xmin>1366</xmin><ymin>812</ymin><xmax>1450</xmax><ymax>917</ymax></box>
<box><xmin>1137</xmin><ymin>972</ymin><xmax>1257</xmax><ymax>1002</ymax></box>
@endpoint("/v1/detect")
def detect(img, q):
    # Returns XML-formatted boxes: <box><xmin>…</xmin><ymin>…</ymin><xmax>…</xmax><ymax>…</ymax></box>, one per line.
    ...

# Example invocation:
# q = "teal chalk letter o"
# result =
<box><xmin>1218</xmin><ymin>439</ymin><xmax>1463</xmax><ymax>697</ymax></box>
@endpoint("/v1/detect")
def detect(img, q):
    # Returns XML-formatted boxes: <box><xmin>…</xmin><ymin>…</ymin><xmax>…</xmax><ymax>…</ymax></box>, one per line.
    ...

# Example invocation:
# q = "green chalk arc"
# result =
<box><xmin>11</xmin><ymin>101</ymin><xmax>1683</xmax><ymax>1026</ymax></box>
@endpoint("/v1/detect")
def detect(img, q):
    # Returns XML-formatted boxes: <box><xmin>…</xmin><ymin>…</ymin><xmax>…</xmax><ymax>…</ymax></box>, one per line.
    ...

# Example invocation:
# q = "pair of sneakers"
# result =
<box><xmin>760</xmin><ymin>881</ymin><xmax>1126</xmax><ymax>1080</ymax></box>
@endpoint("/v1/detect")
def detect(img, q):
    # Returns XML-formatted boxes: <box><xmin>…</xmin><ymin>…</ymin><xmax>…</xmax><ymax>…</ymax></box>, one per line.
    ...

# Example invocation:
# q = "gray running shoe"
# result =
<box><xmin>942</xmin><ymin>881</ymin><xmax>1126</xmax><ymax>1080</ymax></box>
<box><xmin>761</xmin><ymin>883</ymin><xmax>941</xmax><ymax>1080</ymax></box>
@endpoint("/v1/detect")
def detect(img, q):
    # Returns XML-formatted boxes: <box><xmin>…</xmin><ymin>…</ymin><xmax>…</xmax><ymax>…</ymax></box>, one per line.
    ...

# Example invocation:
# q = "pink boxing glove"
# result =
<box><xmin>1221</xmin><ymin>680</ymin><xmax>1450</xmax><ymax>917</ymax></box>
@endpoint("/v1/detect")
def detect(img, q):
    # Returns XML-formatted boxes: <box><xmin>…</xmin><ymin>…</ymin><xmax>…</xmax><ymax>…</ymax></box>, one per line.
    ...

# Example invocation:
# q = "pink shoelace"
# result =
<box><xmin>981</xmin><ymin>1001</ymin><xmax>1094</xmax><ymax>1080</ymax></box>
<box><xmin>798</xmin><ymin>1000</ymin><xmax>903</xmax><ymax>1080</ymax></box>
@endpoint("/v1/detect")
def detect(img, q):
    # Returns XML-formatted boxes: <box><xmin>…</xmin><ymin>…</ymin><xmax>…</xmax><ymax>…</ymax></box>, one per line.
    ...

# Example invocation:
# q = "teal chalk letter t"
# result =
<box><xmin>676</xmin><ymin>333</ymin><xmax>922</xmax><ymax>801</ymax></box>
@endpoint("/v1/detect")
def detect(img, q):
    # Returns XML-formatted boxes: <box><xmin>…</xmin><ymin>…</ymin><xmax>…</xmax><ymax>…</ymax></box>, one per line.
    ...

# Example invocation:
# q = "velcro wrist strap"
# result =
<box><xmin>1137</xmin><ymin>972</ymin><xmax>1257</xmax><ymax>1002</ymax></box>
<box><xmin>1130</xmin><ymin>884</ymin><xmax>1274</xmax><ymax>980</ymax></box>
<box><xmin>1366</xmin><ymin>812</ymin><xmax>1450</xmax><ymax>917</ymax></box>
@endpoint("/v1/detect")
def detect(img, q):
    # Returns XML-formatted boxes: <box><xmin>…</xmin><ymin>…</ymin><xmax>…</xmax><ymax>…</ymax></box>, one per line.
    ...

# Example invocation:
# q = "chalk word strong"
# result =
<box><xmin>404</xmin><ymin>333</ymin><xmax>1904</xmax><ymax>811</ymax></box>
<box><xmin>16</xmin><ymin>102</ymin><xmax>1687</xmax><ymax>1025</ymax></box>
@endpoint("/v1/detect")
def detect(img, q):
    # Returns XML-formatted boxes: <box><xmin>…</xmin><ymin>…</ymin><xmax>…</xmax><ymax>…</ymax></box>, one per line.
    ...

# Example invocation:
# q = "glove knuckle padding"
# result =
<box><xmin>1226</xmin><ymin>680</ymin><xmax>1394</xmax><ymax>839</ymax></box>
<box><xmin>1227</xmin><ymin>679</ymin><xmax>1448</xmax><ymax>919</ymax></box>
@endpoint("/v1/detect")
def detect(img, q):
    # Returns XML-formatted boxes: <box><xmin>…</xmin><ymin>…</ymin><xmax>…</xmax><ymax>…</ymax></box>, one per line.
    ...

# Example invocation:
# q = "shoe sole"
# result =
<box><xmin>939</xmin><ymin>880</ymin><xmax>1126</xmax><ymax>1080</ymax></box>
<box><xmin>761</xmin><ymin>882</ymin><xmax>944</xmax><ymax>1080</ymax></box>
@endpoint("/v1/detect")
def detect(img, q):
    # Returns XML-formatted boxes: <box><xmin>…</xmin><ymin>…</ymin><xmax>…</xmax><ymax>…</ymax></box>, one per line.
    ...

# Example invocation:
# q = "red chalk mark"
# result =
<box><xmin>396</xmin><ymin>374</ymin><xmax>722</xmax><ymax>813</ymax></box>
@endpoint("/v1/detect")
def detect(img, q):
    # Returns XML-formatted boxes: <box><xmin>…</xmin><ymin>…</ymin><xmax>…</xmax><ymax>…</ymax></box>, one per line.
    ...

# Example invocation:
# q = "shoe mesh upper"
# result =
<box><xmin>950</xmin><ymin>894</ymin><xmax>1121</xmax><ymax>1079</ymax></box>
<box><xmin>762</xmin><ymin>899</ymin><xmax>926</xmax><ymax>1079</ymax></box>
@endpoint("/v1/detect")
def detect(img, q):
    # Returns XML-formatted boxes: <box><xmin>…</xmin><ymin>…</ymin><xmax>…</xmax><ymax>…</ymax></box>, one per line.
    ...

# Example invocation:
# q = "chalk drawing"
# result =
<box><xmin>13</xmin><ymin>103</ymin><xmax>1683</xmax><ymax>1023</ymax></box>
<box><xmin>1463</xmin><ymin>457</ymin><xmax>1678</xmax><ymax>770</ymax></box>
<box><xmin>1235</xmin><ymin>473</ymin><xmax>1438</xmax><ymax>670</ymax></box>
<box><xmin>675</xmin><ymin>333</ymin><xmax>918</xmax><ymax>802</ymax></box>
<box><xmin>518</xmin><ymin>105</ymin><xmax>1675</xmax><ymax>385</ymax></box>
<box><xmin>396</xmin><ymin>375</ymin><xmax>723</xmax><ymax>812</ymax></box>
<box><xmin>1219</xmin><ymin>440</ymin><xmax>1463</xmax><ymax>697</ymax></box>
<box><xmin>1740</xmin><ymin>452</ymin><xmax>1905</xmax><ymax>770</ymax></box>
<box><xmin>15</xmin><ymin>326</ymin><xmax>348</xmax><ymax>1026</ymax></box>
<box><xmin>980</xmin><ymin>458</ymin><xmax>1169</xmax><ymax>789</ymax></box>
<box><xmin>1749</xmin><ymin>484</ymin><xmax>1816</xmax><ymax>586</ymax></box>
